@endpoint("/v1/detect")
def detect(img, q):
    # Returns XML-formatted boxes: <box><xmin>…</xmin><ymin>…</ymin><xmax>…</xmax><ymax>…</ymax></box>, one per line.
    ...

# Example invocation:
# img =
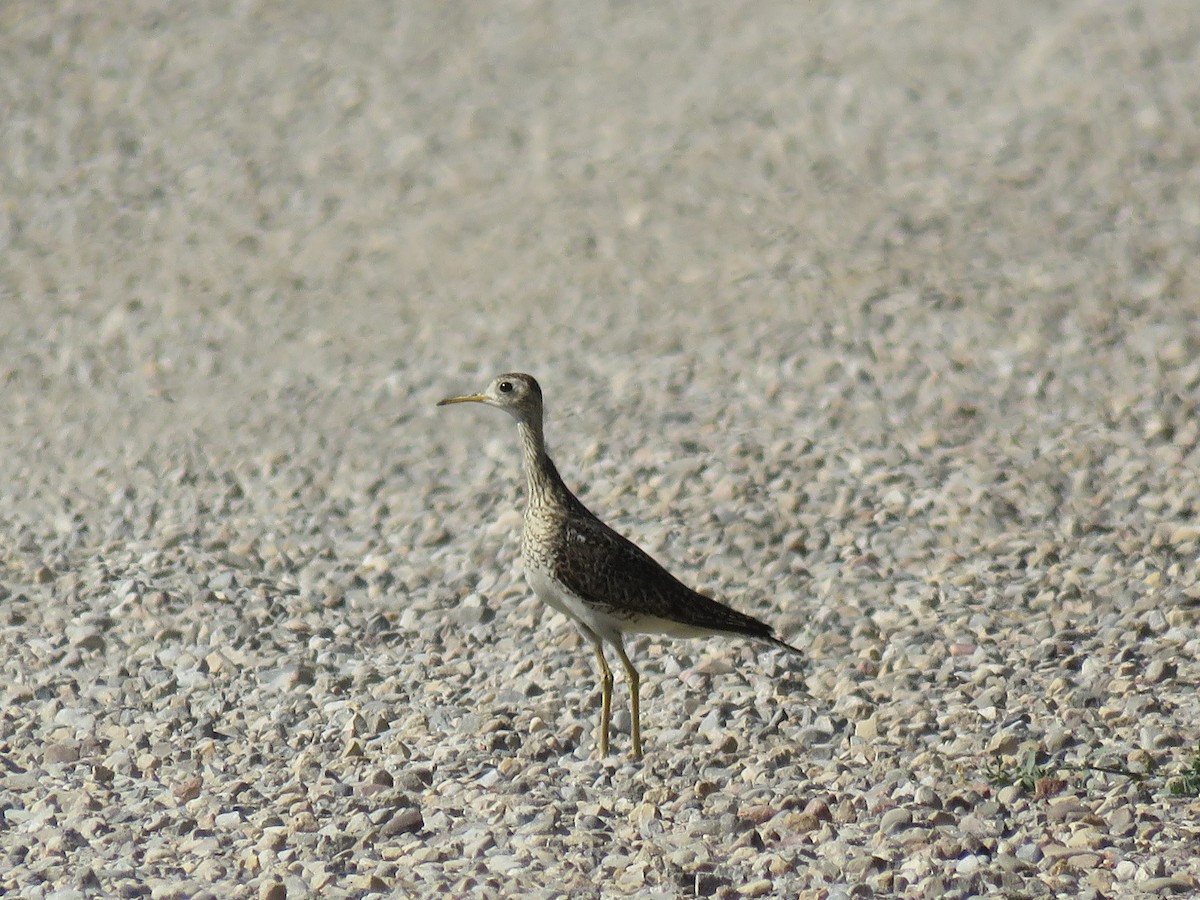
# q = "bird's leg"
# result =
<box><xmin>587</xmin><ymin>635</ymin><xmax>614</xmax><ymax>757</ymax></box>
<box><xmin>612</xmin><ymin>639</ymin><xmax>642</xmax><ymax>759</ymax></box>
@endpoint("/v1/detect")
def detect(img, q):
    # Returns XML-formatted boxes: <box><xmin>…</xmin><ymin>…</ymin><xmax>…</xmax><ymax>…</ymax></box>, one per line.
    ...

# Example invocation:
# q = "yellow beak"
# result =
<box><xmin>437</xmin><ymin>393</ymin><xmax>488</xmax><ymax>407</ymax></box>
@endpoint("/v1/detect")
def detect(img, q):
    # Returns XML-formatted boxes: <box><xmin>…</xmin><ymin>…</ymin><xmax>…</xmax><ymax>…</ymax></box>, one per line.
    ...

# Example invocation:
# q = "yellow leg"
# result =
<box><xmin>612</xmin><ymin>640</ymin><xmax>642</xmax><ymax>760</ymax></box>
<box><xmin>590</xmin><ymin>638</ymin><xmax>614</xmax><ymax>757</ymax></box>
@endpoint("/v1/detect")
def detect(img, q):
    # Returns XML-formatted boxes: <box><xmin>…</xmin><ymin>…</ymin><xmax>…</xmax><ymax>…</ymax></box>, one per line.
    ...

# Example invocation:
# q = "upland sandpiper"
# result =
<box><xmin>438</xmin><ymin>373</ymin><xmax>801</xmax><ymax>759</ymax></box>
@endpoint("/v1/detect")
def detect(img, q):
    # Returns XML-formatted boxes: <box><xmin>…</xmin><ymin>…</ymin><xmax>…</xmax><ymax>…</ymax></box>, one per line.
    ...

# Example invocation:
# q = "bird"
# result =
<box><xmin>437</xmin><ymin>372</ymin><xmax>801</xmax><ymax>759</ymax></box>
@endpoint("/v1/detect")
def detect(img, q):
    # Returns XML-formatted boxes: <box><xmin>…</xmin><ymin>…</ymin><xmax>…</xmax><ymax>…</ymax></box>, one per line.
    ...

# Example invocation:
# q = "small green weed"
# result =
<box><xmin>983</xmin><ymin>749</ymin><xmax>1052</xmax><ymax>792</ymax></box>
<box><xmin>1167</xmin><ymin>746</ymin><xmax>1200</xmax><ymax>797</ymax></box>
<box><xmin>981</xmin><ymin>742</ymin><xmax>1200</xmax><ymax>797</ymax></box>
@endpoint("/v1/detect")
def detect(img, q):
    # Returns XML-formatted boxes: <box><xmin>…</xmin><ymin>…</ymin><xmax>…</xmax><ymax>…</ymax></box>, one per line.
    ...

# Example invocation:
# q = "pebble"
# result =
<box><xmin>741</xmin><ymin>879</ymin><xmax>775</xmax><ymax>897</ymax></box>
<box><xmin>878</xmin><ymin>808</ymin><xmax>913</xmax><ymax>834</ymax></box>
<box><xmin>955</xmin><ymin>854</ymin><xmax>985</xmax><ymax>876</ymax></box>
<box><xmin>1114</xmin><ymin>860</ymin><xmax>1138</xmax><ymax>881</ymax></box>
<box><xmin>383</xmin><ymin>808</ymin><xmax>424</xmax><ymax>836</ymax></box>
<box><xmin>1104</xmin><ymin>811</ymin><xmax>1132</xmax><ymax>840</ymax></box>
<box><xmin>1046</xmin><ymin>797</ymin><xmax>1093</xmax><ymax>823</ymax></box>
<box><xmin>1140</xmin><ymin>877</ymin><xmax>1196</xmax><ymax>894</ymax></box>
<box><xmin>1015</xmin><ymin>843</ymin><xmax>1043</xmax><ymax>864</ymax></box>
<box><xmin>1144</xmin><ymin>658</ymin><xmax>1174</xmax><ymax>684</ymax></box>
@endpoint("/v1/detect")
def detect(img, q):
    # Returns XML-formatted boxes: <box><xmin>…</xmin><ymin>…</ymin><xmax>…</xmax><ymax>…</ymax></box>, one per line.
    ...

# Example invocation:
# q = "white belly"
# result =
<box><xmin>525</xmin><ymin>566</ymin><xmax>621</xmax><ymax>642</ymax></box>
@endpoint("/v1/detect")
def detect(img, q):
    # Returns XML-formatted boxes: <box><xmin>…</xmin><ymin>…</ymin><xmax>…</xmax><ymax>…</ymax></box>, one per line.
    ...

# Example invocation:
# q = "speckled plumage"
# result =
<box><xmin>525</xmin><ymin>495</ymin><xmax>781</xmax><ymax>641</ymax></box>
<box><xmin>439</xmin><ymin>372</ymin><xmax>801</xmax><ymax>758</ymax></box>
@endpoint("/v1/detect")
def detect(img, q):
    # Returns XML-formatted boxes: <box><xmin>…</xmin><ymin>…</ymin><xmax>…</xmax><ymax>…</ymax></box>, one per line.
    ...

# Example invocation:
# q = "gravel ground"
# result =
<box><xmin>3</xmin><ymin>1</ymin><xmax>1200</xmax><ymax>897</ymax></box>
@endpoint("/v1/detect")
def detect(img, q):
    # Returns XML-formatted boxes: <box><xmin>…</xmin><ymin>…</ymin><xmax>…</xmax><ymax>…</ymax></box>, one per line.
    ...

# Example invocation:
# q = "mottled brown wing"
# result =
<box><xmin>550</xmin><ymin>510</ymin><xmax>777</xmax><ymax>640</ymax></box>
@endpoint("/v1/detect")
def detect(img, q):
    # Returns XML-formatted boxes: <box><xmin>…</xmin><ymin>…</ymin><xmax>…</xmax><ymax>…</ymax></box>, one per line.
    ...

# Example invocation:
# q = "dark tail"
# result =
<box><xmin>693</xmin><ymin>590</ymin><xmax>804</xmax><ymax>660</ymax></box>
<box><xmin>766</xmin><ymin>634</ymin><xmax>804</xmax><ymax>657</ymax></box>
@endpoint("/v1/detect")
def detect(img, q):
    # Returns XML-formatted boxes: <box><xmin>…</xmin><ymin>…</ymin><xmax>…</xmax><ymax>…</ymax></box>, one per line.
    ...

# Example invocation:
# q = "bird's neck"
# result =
<box><xmin>518</xmin><ymin>419</ymin><xmax>572</xmax><ymax>509</ymax></box>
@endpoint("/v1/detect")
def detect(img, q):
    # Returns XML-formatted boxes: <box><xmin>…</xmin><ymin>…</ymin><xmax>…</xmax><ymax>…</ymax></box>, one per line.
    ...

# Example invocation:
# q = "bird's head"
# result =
<box><xmin>437</xmin><ymin>372</ymin><xmax>544</xmax><ymax>426</ymax></box>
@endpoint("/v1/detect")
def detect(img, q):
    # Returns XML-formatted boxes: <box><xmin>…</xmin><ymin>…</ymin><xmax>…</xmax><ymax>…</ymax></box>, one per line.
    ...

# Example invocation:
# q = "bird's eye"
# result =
<box><xmin>498</xmin><ymin>381</ymin><xmax>513</xmax><ymax>393</ymax></box>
